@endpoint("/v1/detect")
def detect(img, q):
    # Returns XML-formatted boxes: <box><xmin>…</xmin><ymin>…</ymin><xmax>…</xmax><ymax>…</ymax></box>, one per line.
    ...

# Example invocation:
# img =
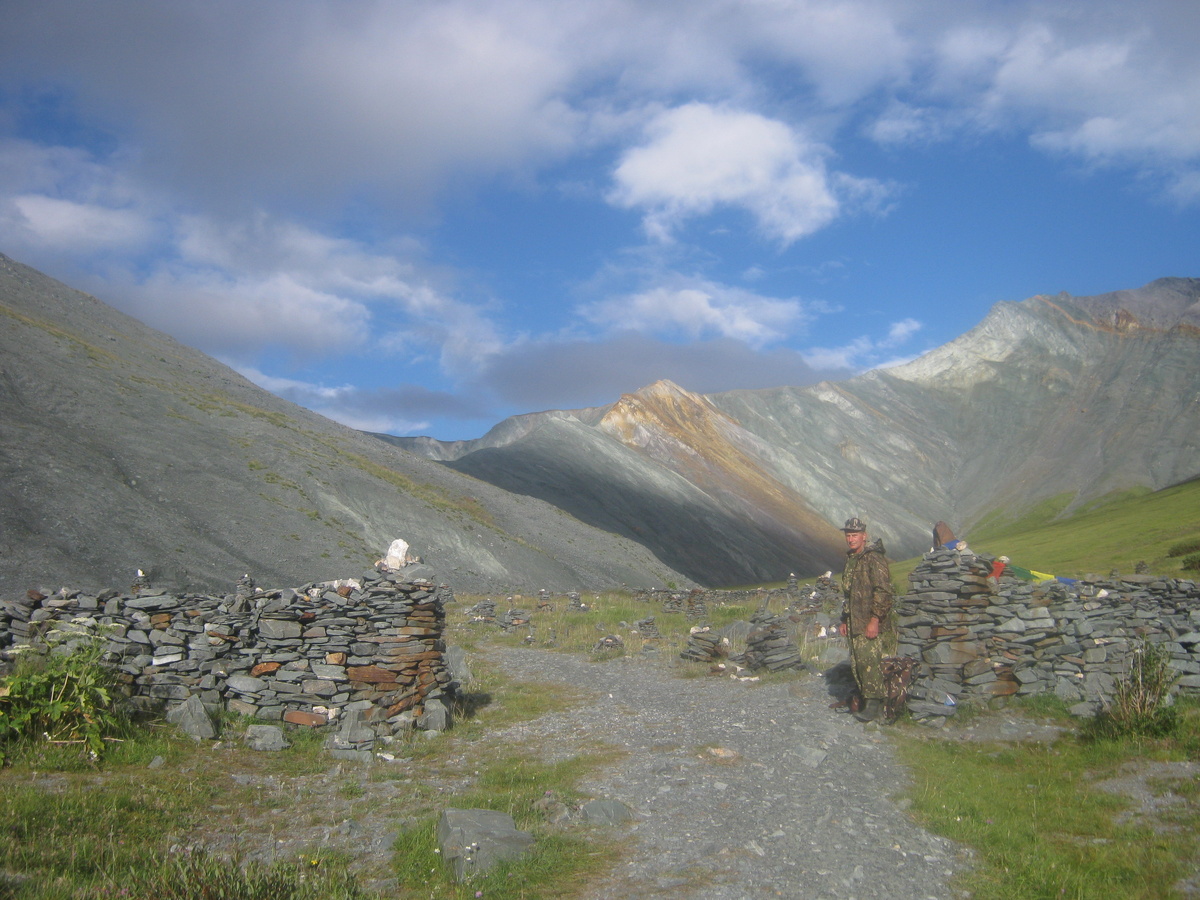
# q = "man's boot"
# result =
<box><xmin>854</xmin><ymin>698</ymin><xmax>883</xmax><ymax>723</ymax></box>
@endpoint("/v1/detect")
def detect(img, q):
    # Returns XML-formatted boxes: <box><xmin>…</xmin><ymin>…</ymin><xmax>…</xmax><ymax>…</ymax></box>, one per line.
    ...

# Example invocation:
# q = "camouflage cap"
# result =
<box><xmin>842</xmin><ymin>517</ymin><xmax>867</xmax><ymax>533</ymax></box>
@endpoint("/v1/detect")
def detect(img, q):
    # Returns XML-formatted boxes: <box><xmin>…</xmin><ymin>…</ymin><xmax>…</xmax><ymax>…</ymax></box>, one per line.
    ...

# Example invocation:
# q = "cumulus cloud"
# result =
<box><xmin>582</xmin><ymin>277</ymin><xmax>818</xmax><ymax>346</ymax></box>
<box><xmin>802</xmin><ymin>317</ymin><xmax>924</xmax><ymax>371</ymax></box>
<box><xmin>609</xmin><ymin>103</ymin><xmax>889</xmax><ymax>243</ymax></box>
<box><xmin>878</xmin><ymin>6</ymin><xmax>1200</xmax><ymax>198</ymax></box>
<box><xmin>1</xmin><ymin>0</ymin><xmax>1197</xmax><ymax>439</ymax></box>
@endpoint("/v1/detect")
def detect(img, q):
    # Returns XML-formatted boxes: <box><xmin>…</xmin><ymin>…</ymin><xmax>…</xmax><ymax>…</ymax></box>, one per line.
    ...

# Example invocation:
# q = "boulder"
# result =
<box><xmin>437</xmin><ymin>808</ymin><xmax>535</xmax><ymax>880</ymax></box>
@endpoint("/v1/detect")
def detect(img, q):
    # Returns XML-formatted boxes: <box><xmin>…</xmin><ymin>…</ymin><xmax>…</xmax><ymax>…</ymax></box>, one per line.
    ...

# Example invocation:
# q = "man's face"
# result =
<box><xmin>845</xmin><ymin>530</ymin><xmax>867</xmax><ymax>553</ymax></box>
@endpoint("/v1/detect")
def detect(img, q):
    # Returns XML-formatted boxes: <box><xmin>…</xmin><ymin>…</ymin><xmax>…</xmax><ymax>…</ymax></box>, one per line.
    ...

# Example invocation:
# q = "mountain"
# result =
<box><xmin>386</xmin><ymin>278</ymin><xmax>1200</xmax><ymax>586</ymax></box>
<box><xmin>0</xmin><ymin>254</ymin><xmax>690</xmax><ymax>595</ymax></box>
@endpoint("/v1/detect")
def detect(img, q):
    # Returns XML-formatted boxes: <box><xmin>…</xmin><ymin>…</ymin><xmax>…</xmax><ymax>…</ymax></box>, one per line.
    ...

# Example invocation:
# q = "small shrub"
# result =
<box><xmin>0</xmin><ymin>631</ymin><xmax>128</xmax><ymax>765</ymax></box>
<box><xmin>1180</xmin><ymin>552</ymin><xmax>1200</xmax><ymax>573</ymax></box>
<box><xmin>1085</xmin><ymin>637</ymin><xmax>1180</xmax><ymax>740</ymax></box>
<box><xmin>1166</xmin><ymin>537</ymin><xmax>1200</xmax><ymax>558</ymax></box>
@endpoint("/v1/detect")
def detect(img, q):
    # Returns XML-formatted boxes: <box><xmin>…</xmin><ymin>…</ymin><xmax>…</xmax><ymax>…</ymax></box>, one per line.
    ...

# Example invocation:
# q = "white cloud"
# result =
<box><xmin>803</xmin><ymin>317</ymin><xmax>924</xmax><ymax>370</ymax></box>
<box><xmin>881</xmin><ymin>6</ymin><xmax>1200</xmax><ymax>198</ymax></box>
<box><xmin>8</xmin><ymin>195</ymin><xmax>151</xmax><ymax>252</ymax></box>
<box><xmin>583</xmin><ymin>278</ymin><xmax>813</xmax><ymax>346</ymax></box>
<box><xmin>886</xmin><ymin>318</ymin><xmax>922</xmax><ymax>344</ymax></box>
<box><xmin>609</xmin><ymin>103</ymin><xmax>888</xmax><ymax>243</ymax></box>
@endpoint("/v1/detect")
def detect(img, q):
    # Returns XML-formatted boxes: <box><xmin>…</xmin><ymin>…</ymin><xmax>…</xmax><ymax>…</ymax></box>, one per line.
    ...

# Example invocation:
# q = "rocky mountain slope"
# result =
<box><xmin>0</xmin><ymin>253</ymin><xmax>690</xmax><ymax>595</ymax></box>
<box><xmin>387</xmin><ymin>278</ymin><xmax>1200</xmax><ymax>586</ymax></box>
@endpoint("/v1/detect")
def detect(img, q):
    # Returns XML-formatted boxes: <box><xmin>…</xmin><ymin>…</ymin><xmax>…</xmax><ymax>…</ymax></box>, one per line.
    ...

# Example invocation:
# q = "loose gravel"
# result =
<box><xmin>483</xmin><ymin>646</ymin><xmax>972</xmax><ymax>900</ymax></box>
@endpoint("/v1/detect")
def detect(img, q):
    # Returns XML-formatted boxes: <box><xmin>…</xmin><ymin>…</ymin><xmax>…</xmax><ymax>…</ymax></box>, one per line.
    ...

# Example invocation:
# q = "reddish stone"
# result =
<box><xmin>283</xmin><ymin>710</ymin><xmax>327</xmax><ymax>727</ymax></box>
<box><xmin>325</xmin><ymin>652</ymin><xmax>347</xmax><ymax>665</ymax></box>
<box><xmin>250</xmin><ymin>661</ymin><xmax>283</xmax><ymax>677</ymax></box>
<box><xmin>346</xmin><ymin>665</ymin><xmax>398</xmax><ymax>683</ymax></box>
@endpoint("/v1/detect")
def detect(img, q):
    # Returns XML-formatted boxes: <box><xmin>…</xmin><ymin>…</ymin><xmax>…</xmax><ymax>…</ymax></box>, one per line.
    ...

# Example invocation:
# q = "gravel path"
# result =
<box><xmin>482</xmin><ymin>646</ymin><xmax>971</xmax><ymax>900</ymax></box>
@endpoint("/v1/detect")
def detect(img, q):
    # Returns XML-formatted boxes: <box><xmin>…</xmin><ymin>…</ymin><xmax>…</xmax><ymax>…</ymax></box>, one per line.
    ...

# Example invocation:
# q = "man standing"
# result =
<box><xmin>838</xmin><ymin>517</ymin><xmax>895</xmax><ymax>723</ymax></box>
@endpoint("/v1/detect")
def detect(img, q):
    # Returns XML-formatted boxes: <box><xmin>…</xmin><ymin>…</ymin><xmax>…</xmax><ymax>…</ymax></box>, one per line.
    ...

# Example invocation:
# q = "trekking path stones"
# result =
<box><xmin>484</xmin><ymin>646</ymin><xmax>969</xmax><ymax>900</ymax></box>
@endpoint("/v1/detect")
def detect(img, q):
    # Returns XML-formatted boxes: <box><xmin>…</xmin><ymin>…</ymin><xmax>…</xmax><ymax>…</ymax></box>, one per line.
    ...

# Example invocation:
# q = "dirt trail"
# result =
<box><xmin>483</xmin><ymin>646</ymin><xmax>970</xmax><ymax>900</ymax></box>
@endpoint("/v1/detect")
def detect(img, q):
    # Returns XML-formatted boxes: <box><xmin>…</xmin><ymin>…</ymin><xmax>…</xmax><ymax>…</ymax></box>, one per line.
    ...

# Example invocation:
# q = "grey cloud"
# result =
<box><xmin>277</xmin><ymin>382</ymin><xmax>490</xmax><ymax>422</ymax></box>
<box><xmin>475</xmin><ymin>331</ymin><xmax>852</xmax><ymax>409</ymax></box>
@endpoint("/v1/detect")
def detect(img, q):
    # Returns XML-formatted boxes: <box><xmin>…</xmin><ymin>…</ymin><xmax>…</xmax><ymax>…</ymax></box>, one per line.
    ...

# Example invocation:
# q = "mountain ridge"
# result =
<box><xmin>0</xmin><ymin>253</ymin><xmax>690</xmax><ymax>595</ymax></box>
<box><xmin>388</xmin><ymin>278</ymin><xmax>1200</xmax><ymax>586</ymax></box>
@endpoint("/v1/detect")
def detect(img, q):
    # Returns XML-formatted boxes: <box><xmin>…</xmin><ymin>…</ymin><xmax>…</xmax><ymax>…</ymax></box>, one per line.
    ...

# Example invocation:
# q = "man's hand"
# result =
<box><xmin>865</xmin><ymin>616</ymin><xmax>879</xmax><ymax>639</ymax></box>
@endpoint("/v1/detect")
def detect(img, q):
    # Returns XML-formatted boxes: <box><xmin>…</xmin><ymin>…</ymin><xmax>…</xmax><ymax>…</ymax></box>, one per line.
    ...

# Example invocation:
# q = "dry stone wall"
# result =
<box><xmin>898</xmin><ymin>548</ymin><xmax>1200</xmax><ymax>721</ymax></box>
<box><xmin>0</xmin><ymin>568</ymin><xmax>458</xmax><ymax>735</ymax></box>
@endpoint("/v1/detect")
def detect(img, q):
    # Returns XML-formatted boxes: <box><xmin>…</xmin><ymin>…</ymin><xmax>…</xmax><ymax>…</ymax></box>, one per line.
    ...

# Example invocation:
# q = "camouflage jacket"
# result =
<box><xmin>840</xmin><ymin>539</ymin><xmax>893</xmax><ymax>636</ymax></box>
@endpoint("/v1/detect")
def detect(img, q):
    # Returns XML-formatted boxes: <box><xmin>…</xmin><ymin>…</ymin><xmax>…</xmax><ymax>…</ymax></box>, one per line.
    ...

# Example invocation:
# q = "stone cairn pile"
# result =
<box><xmin>898</xmin><ymin>548</ymin><xmax>1200</xmax><ymax>723</ymax></box>
<box><xmin>634</xmin><ymin>616</ymin><xmax>661</xmax><ymax>640</ymax></box>
<box><xmin>685</xmin><ymin>590</ymin><xmax>708</xmax><ymax>622</ymax></box>
<box><xmin>593</xmin><ymin>634</ymin><xmax>625</xmax><ymax>654</ymax></box>
<box><xmin>679</xmin><ymin>626</ymin><xmax>726</xmax><ymax>663</ymax></box>
<box><xmin>791</xmin><ymin>572</ymin><xmax>839</xmax><ymax>614</ymax></box>
<box><xmin>499</xmin><ymin>607</ymin><xmax>532</xmax><ymax>632</ymax></box>
<box><xmin>0</xmin><ymin>568</ymin><xmax>458</xmax><ymax>736</ymax></box>
<box><xmin>465</xmin><ymin>598</ymin><xmax>497</xmax><ymax>623</ymax></box>
<box><xmin>740</xmin><ymin>607</ymin><xmax>806</xmax><ymax>672</ymax></box>
<box><xmin>661</xmin><ymin>593</ymin><xmax>686</xmax><ymax>614</ymax></box>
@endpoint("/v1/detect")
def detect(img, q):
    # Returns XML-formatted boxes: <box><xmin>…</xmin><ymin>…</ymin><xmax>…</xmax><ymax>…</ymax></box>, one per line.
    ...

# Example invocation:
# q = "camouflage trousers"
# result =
<box><xmin>849</xmin><ymin>633</ymin><xmax>888</xmax><ymax>700</ymax></box>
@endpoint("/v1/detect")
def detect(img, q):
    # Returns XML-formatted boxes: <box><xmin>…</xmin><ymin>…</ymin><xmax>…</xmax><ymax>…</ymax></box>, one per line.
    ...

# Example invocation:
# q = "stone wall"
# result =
<box><xmin>0</xmin><ymin>568</ymin><xmax>458</xmax><ymax>735</ymax></box>
<box><xmin>898</xmin><ymin>548</ymin><xmax>1200</xmax><ymax>720</ymax></box>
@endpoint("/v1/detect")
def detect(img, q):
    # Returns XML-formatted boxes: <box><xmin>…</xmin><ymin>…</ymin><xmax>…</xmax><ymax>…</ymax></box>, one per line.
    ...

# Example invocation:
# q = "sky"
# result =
<box><xmin>1</xmin><ymin>1</ymin><xmax>1198</xmax><ymax>441</ymax></box>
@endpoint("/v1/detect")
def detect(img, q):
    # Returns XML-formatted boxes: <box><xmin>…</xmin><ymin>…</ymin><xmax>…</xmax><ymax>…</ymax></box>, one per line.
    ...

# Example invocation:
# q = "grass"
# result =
<box><xmin>446</xmin><ymin>588</ymin><xmax>830</xmax><ymax>674</ymax></box>
<box><xmin>887</xmin><ymin>477</ymin><xmax>1200</xmax><ymax>588</ymax></box>
<box><xmin>0</xmin><ymin>650</ymin><xmax>621</xmax><ymax>900</ymax></box>
<box><xmin>893</xmin><ymin>697</ymin><xmax>1200</xmax><ymax>899</ymax></box>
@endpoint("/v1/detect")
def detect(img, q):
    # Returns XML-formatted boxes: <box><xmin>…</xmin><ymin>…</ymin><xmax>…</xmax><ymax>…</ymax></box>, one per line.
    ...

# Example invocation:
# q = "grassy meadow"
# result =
<box><xmin>889</xmin><ymin>476</ymin><xmax>1200</xmax><ymax>591</ymax></box>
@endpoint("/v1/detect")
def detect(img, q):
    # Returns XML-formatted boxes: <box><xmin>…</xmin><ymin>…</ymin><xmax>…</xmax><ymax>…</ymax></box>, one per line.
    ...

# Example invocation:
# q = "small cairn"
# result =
<box><xmin>662</xmin><ymin>593</ymin><xmax>685</xmax><ymax>614</ymax></box>
<box><xmin>685</xmin><ymin>590</ymin><xmax>708</xmax><ymax>622</ymax></box>
<box><xmin>634</xmin><ymin>616</ymin><xmax>661</xmax><ymax>639</ymax></box>
<box><xmin>466</xmin><ymin>598</ymin><xmax>497</xmax><ymax>623</ymax></box>
<box><xmin>592</xmin><ymin>634</ymin><xmax>624</xmax><ymax>654</ymax></box>
<box><xmin>742</xmin><ymin>611</ymin><xmax>805</xmax><ymax>672</ymax></box>
<box><xmin>679</xmin><ymin>625</ymin><xmax>725</xmax><ymax>663</ymax></box>
<box><xmin>500</xmin><ymin>608</ymin><xmax>531</xmax><ymax>632</ymax></box>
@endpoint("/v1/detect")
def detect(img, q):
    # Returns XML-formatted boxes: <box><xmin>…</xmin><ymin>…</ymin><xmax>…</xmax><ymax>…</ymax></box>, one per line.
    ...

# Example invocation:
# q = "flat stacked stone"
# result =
<box><xmin>635</xmin><ymin>617</ymin><xmax>661</xmax><ymax>639</ymax></box>
<box><xmin>685</xmin><ymin>590</ymin><xmax>708</xmax><ymax>622</ymax></box>
<box><xmin>465</xmin><ymin>599</ymin><xmax>496</xmax><ymax>623</ymax></box>
<box><xmin>592</xmin><ymin>634</ymin><xmax>624</xmax><ymax>654</ymax></box>
<box><xmin>895</xmin><ymin>549</ymin><xmax>1200</xmax><ymax>721</ymax></box>
<box><xmin>499</xmin><ymin>609</ymin><xmax>531</xmax><ymax>631</ymax></box>
<box><xmin>679</xmin><ymin>626</ymin><xmax>724</xmax><ymax>663</ymax></box>
<box><xmin>741</xmin><ymin>608</ymin><xmax>805</xmax><ymax>672</ymax></box>
<box><xmin>0</xmin><ymin>569</ymin><xmax>457</xmax><ymax>737</ymax></box>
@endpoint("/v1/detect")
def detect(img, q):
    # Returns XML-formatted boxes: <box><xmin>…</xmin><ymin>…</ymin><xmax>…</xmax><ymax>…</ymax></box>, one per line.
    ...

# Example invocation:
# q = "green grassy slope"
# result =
<box><xmin>889</xmin><ymin>477</ymin><xmax>1200</xmax><ymax>589</ymax></box>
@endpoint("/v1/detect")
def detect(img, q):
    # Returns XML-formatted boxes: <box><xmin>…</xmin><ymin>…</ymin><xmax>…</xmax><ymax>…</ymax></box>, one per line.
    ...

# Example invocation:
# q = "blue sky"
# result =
<box><xmin>1</xmin><ymin>1</ymin><xmax>1197</xmax><ymax>440</ymax></box>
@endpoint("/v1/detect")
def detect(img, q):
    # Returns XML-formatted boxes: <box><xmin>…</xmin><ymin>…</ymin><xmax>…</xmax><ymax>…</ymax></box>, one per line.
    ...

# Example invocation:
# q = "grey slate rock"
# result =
<box><xmin>580</xmin><ymin>798</ymin><xmax>636</xmax><ymax>824</ymax></box>
<box><xmin>166</xmin><ymin>694</ymin><xmax>217</xmax><ymax>741</ymax></box>
<box><xmin>437</xmin><ymin>808</ymin><xmax>535</xmax><ymax>881</ymax></box>
<box><xmin>244</xmin><ymin>724</ymin><xmax>290</xmax><ymax>751</ymax></box>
